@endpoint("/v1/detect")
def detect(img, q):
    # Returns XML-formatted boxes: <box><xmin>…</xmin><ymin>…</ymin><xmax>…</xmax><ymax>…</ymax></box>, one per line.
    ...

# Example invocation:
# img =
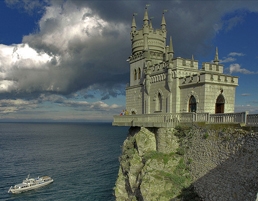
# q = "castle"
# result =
<box><xmin>125</xmin><ymin>8</ymin><xmax>238</xmax><ymax>115</ymax></box>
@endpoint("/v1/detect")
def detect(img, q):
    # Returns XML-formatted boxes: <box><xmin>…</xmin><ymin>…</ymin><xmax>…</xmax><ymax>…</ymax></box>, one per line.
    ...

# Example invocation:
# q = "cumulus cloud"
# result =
<box><xmin>229</xmin><ymin>63</ymin><xmax>258</xmax><ymax>74</ymax></box>
<box><xmin>0</xmin><ymin>1</ymin><xmax>129</xmax><ymax>99</ymax></box>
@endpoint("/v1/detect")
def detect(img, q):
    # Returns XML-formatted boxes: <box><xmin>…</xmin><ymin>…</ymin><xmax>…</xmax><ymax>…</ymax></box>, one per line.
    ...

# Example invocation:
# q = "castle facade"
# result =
<box><xmin>126</xmin><ymin>8</ymin><xmax>238</xmax><ymax>115</ymax></box>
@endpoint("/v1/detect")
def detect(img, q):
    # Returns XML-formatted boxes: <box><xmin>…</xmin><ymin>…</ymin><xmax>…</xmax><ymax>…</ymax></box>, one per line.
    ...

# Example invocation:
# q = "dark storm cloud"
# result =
<box><xmin>2</xmin><ymin>0</ymin><xmax>258</xmax><ymax>102</ymax></box>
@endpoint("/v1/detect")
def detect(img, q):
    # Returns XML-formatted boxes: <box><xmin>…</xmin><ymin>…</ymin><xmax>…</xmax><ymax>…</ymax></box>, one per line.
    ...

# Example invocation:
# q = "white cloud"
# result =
<box><xmin>220</xmin><ymin>57</ymin><xmax>236</xmax><ymax>63</ymax></box>
<box><xmin>0</xmin><ymin>1</ymin><xmax>128</xmax><ymax>96</ymax></box>
<box><xmin>220</xmin><ymin>52</ymin><xmax>245</xmax><ymax>63</ymax></box>
<box><xmin>241</xmin><ymin>93</ymin><xmax>251</xmax><ymax>96</ymax></box>
<box><xmin>229</xmin><ymin>63</ymin><xmax>257</xmax><ymax>74</ymax></box>
<box><xmin>228</xmin><ymin>52</ymin><xmax>245</xmax><ymax>57</ymax></box>
<box><xmin>0</xmin><ymin>98</ymin><xmax>38</xmax><ymax>113</ymax></box>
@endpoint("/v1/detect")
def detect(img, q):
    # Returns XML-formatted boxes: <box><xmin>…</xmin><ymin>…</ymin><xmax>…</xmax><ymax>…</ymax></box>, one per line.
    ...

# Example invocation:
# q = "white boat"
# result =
<box><xmin>8</xmin><ymin>174</ymin><xmax>54</xmax><ymax>194</ymax></box>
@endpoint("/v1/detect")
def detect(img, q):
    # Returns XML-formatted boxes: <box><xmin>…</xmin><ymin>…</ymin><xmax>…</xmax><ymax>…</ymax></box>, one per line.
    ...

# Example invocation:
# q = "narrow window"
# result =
<box><xmin>138</xmin><ymin>68</ymin><xmax>141</xmax><ymax>79</ymax></box>
<box><xmin>189</xmin><ymin>95</ymin><xmax>196</xmax><ymax>112</ymax></box>
<box><xmin>134</xmin><ymin>69</ymin><xmax>137</xmax><ymax>80</ymax></box>
<box><xmin>158</xmin><ymin>93</ymin><xmax>162</xmax><ymax>111</ymax></box>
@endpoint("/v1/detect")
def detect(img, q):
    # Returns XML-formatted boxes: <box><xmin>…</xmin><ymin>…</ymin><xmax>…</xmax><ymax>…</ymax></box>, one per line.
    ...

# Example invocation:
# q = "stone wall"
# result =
<box><xmin>185</xmin><ymin>126</ymin><xmax>258</xmax><ymax>201</ymax></box>
<box><xmin>114</xmin><ymin>125</ymin><xmax>258</xmax><ymax>201</ymax></box>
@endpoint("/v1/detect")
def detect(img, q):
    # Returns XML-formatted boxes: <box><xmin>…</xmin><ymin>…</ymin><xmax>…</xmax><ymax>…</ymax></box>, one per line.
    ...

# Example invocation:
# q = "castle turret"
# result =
<box><xmin>130</xmin><ymin>13</ymin><xmax>136</xmax><ymax>41</ymax></box>
<box><xmin>130</xmin><ymin>8</ymin><xmax>168</xmax><ymax>56</ymax></box>
<box><xmin>131</xmin><ymin>14</ymin><xmax>136</xmax><ymax>32</ymax></box>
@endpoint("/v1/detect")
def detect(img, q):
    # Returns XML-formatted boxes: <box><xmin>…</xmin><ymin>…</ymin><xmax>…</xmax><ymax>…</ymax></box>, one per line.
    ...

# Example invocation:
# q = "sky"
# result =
<box><xmin>0</xmin><ymin>0</ymin><xmax>257</xmax><ymax>122</ymax></box>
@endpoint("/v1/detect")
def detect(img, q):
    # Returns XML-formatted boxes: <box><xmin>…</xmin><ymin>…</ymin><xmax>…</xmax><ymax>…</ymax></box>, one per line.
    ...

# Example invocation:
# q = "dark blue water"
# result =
<box><xmin>0</xmin><ymin>122</ymin><xmax>128</xmax><ymax>201</ymax></box>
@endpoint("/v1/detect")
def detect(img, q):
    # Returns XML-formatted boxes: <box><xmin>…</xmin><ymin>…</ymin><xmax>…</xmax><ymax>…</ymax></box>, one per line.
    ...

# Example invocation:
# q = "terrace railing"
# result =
<box><xmin>209</xmin><ymin>112</ymin><xmax>247</xmax><ymax>124</ymax></box>
<box><xmin>246</xmin><ymin>114</ymin><xmax>258</xmax><ymax>126</ymax></box>
<box><xmin>113</xmin><ymin>111</ymin><xmax>257</xmax><ymax>128</ymax></box>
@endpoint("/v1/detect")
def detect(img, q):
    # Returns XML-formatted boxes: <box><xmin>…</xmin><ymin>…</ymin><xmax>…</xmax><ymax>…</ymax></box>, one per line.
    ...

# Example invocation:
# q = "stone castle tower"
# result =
<box><xmin>126</xmin><ymin>7</ymin><xmax>238</xmax><ymax>115</ymax></box>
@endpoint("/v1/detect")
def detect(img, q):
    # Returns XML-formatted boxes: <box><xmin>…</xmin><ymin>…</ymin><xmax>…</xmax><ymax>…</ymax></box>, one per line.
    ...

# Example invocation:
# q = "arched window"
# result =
<box><xmin>134</xmin><ymin>69</ymin><xmax>137</xmax><ymax>80</ymax></box>
<box><xmin>215</xmin><ymin>94</ymin><xmax>225</xmax><ymax>113</ymax></box>
<box><xmin>189</xmin><ymin>95</ymin><xmax>196</xmax><ymax>112</ymax></box>
<box><xmin>138</xmin><ymin>68</ymin><xmax>141</xmax><ymax>79</ymax></box>
<box><xmin>156</xmin><ymin>92</ymin><xmax>162</xmax><ymax>112</ymax></box>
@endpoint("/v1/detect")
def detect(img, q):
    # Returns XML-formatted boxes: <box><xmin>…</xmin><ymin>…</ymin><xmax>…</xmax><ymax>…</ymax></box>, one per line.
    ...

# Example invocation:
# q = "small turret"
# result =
<box><xmin>214</xmin><ymin>47</ymin><xmax>219</xmax><ymax>65</ymax></box>
<box><xmin>161</xmin><ymin>10</ymin><xmax>167</xmax><ymax>30</ymax></box>
<box><xmin>130</xmin><ymin>13</ymin><xmax>137</xmax><ymax>41</ymax></box>
<box><xmin>191</xmin><ymin>55</ymin><xmax>194</xmax><ymax>67</ymax></box>
<box><xmin>143</xmin><ymin>6</ymin><xmax>149</xmax><ymax>27</ymax></box>
<box><xmin>161</xmin><ymin>10</ymin><xmax>167</xmax><ymax>50</ymax></box>
<box><xmin>149</xmin><ymin>17</ymin><xmax>154</xmax><ymax>30</ymax></box>
<box><xmin>168</xmin><ymin>36</ymin><xmax>174</xmax><ymax>61</ymax></box>
<box><xmin>131</xmin><ymin>13</ymin><xmax>136</xmax><ymax>32</ymax></box>
<box><xmin>143</xmin><ymin>6</ymin><xmax>150</xmax><ymax>51</ymax></box>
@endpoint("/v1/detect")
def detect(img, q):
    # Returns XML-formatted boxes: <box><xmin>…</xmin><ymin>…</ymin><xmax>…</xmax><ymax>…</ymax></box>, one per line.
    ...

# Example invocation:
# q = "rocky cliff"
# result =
<box><xmin>114</xmin><ymin>125</ymin><xmax>258</xmax><ymax>201</ymax></box>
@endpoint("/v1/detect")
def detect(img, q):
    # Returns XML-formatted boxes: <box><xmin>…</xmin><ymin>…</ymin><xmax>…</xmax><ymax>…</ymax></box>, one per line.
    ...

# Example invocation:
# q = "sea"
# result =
<box><xmin>0</xmin><ymin>122</ymin><xmax>129</xmax><ymax>201</ymax></box>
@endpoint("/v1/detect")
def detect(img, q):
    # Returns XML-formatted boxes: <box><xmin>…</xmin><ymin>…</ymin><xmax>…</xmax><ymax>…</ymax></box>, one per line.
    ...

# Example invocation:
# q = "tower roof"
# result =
<box><xmin>131</xmin><ymin>13</ymin><xmax>136</xmax><ymax>30</ymax></box>
<box><xmin>144</xmin><ymin>7</ymin><xmax>148</xmax><ymax>20</ymax></box>
<box><xmin>161</xmin><ymin>11</ymin><xmax>166</xmax><ymax>27</ymax></box>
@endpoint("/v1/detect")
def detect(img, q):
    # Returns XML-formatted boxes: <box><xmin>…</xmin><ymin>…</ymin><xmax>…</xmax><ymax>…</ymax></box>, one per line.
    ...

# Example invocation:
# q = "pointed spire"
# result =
<box><xmin>131</xmin><ymin>13</ymin><xmax>137</xmax><ymax>31</ymax></box>
<box><xmin>214</xmin><ymin>47</ymin><xmax>219</xmax><ymax>64</ymax></box>
<box><xmin>143</xmin><ymin>5</ymin><xmax>149</xmax><ymax>27</ymax></box>
<box><xmin>161</xmin><ymin>10</ymin><xmax>167</xmax><ymax>30</ymax></box>
<box><xmin>191</xmin><ymin>55</ymin><xmax>194</xmax><ymax>67</ymax></box>
<box><xmin>161</xmin><ymin>11</ymin><xmax>166</xmax><ymax>26</ymax></box>
<box><xmin>168</xmin><ymin>36</ymin><xmax>173</xmax><ymax>53</ymax></box>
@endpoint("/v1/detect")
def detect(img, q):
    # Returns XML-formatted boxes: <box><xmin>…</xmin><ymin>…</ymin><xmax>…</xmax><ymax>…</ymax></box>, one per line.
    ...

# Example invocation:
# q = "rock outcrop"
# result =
<box><xmin>114</xmin><ymin>125</ymin><xmax>258</xmax><ymax>201</ymax></box>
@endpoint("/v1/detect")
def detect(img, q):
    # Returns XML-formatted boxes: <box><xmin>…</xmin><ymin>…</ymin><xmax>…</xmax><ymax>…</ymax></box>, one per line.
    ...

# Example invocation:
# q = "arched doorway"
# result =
<box><xmin>189</xmin><ymin>95</ymin><xmax>196</xmax><ymax>112</ymax></box>
<box><xmin>215</xmin><ymin>94</ymin><xmax>225</xmax><ymax>113</ymax></box>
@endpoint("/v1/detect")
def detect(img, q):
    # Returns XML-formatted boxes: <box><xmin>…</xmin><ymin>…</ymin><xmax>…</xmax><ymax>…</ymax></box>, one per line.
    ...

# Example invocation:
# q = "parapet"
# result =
<box><xmin>131</xmin><ymin>29</ymin><xmax>166</xmax><ymax>55</ymax></box>
<box><xmin>179</xmin><ymin>72</ymin><xmax>238</xmax><ymax>87</ymax></box>
<box><xmin>201</xmin><ymin>62</ymin><xmax>223</xmax><ymax>73</ymax></box>
<box><xmin>173</xmin><ymin>57</ymin><xmax>198</xmax><ymax>70</ymax></box>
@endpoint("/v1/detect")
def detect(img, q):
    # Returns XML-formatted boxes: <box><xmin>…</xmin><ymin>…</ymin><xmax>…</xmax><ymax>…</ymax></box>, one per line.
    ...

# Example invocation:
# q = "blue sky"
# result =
<box><xmin>0</xmin><ymin>0</ymin><xmax>257</xmax><ymax>122</ymax></box>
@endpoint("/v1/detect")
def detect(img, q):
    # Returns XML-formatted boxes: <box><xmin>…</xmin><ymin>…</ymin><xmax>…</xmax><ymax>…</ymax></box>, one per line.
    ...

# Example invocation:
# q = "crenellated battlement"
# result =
<box><xmin>129</xmin><ymin>51</ymin><xmax>144</xmax><ymax>63</ymax></box>
<box><xmin>202</xmin><ymin>62</ymin><xmax>223</xmax><ymax>73</ymax></box>
<box><xmin>173</xmin><ymin>57</ymin><xmax>198</xmax><ymax>70</ymax></box>
<box><xmin>179</xmin><ymin>72</ymin><xmax>238</xmax><ymax>86</ymax></box>
<box><xmin>148</xmin><ymin>62</ymin><xmax>167</xmax><ymax>74</ymax></box>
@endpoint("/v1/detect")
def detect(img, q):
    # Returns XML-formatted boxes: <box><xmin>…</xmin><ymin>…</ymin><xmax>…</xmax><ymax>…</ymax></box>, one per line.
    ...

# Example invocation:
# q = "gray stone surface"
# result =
<box><xmin>114</xmin><ymin>126</ymin><xmax>258</xmax><ymax>201</ymax></box>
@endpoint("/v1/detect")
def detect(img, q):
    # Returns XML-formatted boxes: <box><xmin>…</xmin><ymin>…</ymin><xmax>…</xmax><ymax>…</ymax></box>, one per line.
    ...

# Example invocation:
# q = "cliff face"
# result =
<box><xmin>114</xmin><ymin>125</ymin><xmax>258</xmax><ymax>201</ymax></box>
